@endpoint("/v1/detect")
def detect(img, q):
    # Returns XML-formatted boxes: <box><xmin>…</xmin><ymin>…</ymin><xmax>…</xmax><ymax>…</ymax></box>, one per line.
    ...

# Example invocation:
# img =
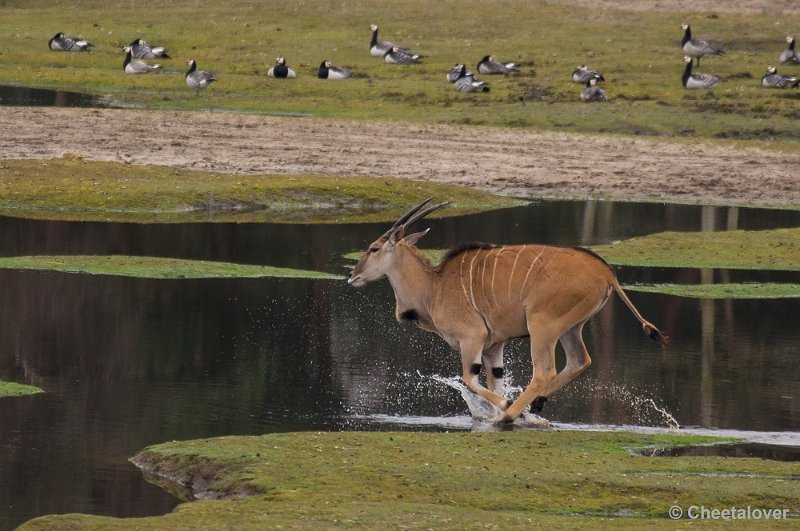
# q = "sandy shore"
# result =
<box><xmin>1</xmin><ymin>107</ymin><xmax>798</xmax><ymax>208</ymax></box>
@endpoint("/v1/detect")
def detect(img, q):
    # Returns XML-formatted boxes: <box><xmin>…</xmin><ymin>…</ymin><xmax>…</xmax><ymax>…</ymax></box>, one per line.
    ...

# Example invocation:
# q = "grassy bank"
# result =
<box><xmin>0</xmin><ymin>255</ymin><xmax>341</xmax><ymax>279</ymax></box>
<box><xmin>19</xmin><ymin>431</ymin><xmax>799</xmax><ymax>529</ymax></box>
<box><xmin>0</xmin><ymin>159</ymin><xmax>521</xmax><ymax>223</ymax></box>
<box><xmin>592</xmin><ymin>227</ymin><xmax>800</xmax><ymax>271</ymax></box>
<box><xmin>2</xmin><ymin>1</ymin><xmax>800</xmax><ymax>145</ymax></box>
<box><xmin>0</xmin><ymin>380</ymin><xmax>44</xmax><ymax>398</ymax></box>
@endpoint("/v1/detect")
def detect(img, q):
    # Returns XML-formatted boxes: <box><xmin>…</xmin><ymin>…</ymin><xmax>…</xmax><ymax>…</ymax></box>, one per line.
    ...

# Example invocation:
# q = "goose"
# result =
<box><xmin>268</xmin><ymin>56</ymin><xmax>296</xmax><ymax>78</ymax></box>
<box><xmin>681</xmin><ymin>23</ymin><xmax>723</xmax><ymax>66</ymax></box>
<box><xmin>384</xmin><ymin>46</ymin><xmax>421</xmax><ymax>65</ymax></box>
<box><xmin>318</xmin><ymin>60</ymin><xmax>351</xmax><ymax>79</ymax></box>
<box><xmin>580</xmin><ymin>77</ymin><xmax>607</xmax><ymax>102</ymax></box>
<box><xmin>129</xmin><ymin>38</ymin><xmax>170</xmax><ymax>59</ymax></box>
<box><xmin>185</xmin><ymin>59</ymin><xmax>216</xmax><ymax>93</ymax></box>
<box><xmin>477</xmin><ymin>55</ymin><xmax>519</xmax><ymax>75</ymax></box>
<box><xmin>453</xmin><ymin>64</ymin><xmax>489</xmax><ymax>93</ymax></box>
<box><xmin>122</xmin><ymin>48</ymin><xmax>161</xmax><ymax>74</ymax></box>
<box><xmin>681</xmin><ymin>55</ymin><xmax>721</xmax><ymax>89</ymax></box>
<box><xmin>761</xmin><ymin>66</ymin><xmax>800</xmax><ymax>88</ymax></box>
<box><xmin>369</xmin><ymin>24</ymin><xmax>417</xmax><ymax>58</ymax></box>
<box><xmin>446</xmin><ymin>63</ymin><xmax>472</xmax><ymax>82</ymax></box>
<box><xmin>779</xmin><ymin>36</ymin><xmax>800</xmax><ymax>66</ymax></box>
<box><xmin>572</xmin><ymin>65</ymin><xmax>605</xmax><ymax>84</ymax></box>
<box><xmin>48</xmin><ymin>32</ymin><xmax>92</xmax><ymax>52</ymax></box>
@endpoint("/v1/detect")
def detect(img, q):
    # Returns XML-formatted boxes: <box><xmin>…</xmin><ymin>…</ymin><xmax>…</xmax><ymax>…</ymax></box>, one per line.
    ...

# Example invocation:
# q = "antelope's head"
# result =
<box><xmin>348</xmin><ymin>198</ymin><xmax>448</xmax><ymax>287</ymax></box>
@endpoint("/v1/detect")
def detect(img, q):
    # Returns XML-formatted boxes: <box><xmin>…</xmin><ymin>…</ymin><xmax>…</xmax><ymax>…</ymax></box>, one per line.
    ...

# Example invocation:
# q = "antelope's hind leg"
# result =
<box><xmin>501</xmin><ymin>322</ymin><xmax>593</xmax><ymax>423</ymax></box>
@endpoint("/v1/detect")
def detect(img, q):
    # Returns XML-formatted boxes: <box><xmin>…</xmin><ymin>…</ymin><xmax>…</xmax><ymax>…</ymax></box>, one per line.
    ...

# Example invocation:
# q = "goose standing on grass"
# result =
<box><xmin>317</xmin><ymin>60</ymin><xmax>351</xmax><ymax>79</ymax></box>
<box><xmin>580</xmin><ymin>78</ymin><xmax>607</xmax><ymax>102</ymax></box>
<box><xmin>48</xmin><ymin>32</ymin><xmax>92</xmax><ymax>52</ymax></box>
<box><xmin>779</xmin><ymin>36</ymin><xmax>800</xmax><ymax>66</ymax></box>
<box><xmin>761</xmin><ymin>66</ymin><xmax>800</xmax><ymax>88</ymax></box>
<box><xmin>123</xmin><ymin>47</ymin><xmax>161</xmax><ymax>74</ymax></box>
<box><xmin>681</xmin><ymin>23</ymin><xmax>723</xmax><ymax>66</ymax></box>
<box><xmin>185</xmin><ymin>59</ymin><xmax>216</xmax><ymax>94</ymax></box>
<box><xmin>571</xmin><ymin>65</ymin><xmax>604</xmax><ymax>83</ymax></box>
<box><xmin>384</xmin><ymin>46</ymin><xmax>421</xmax><ymax>65</ymax></box>
<box><xmin>681</xmin><ymin>55</ymin><xmax>721</xmax><ymax>89</ymax></box>
<box><xmin>268</xmin><ymin>57</ymin><xmax>296</xmax><ymax>78</ymax></box>
<box><xmin>453</xmin><ymin>64</ymin><xmax>489</xmax><ymax>92</ymax></box>
<box><xmin>369</xmin><ymin>24</ymin><xmax>418</xmax><ymax>58</ymax></box>
<box><xmin>477</xmin><ymin>55</ymin><xmax>519</xmax><ymax>75</ymax></box>
<box><xmin>129</xmin><ymin>38</ymin><xmax>170</xmax><ymax>59</ymax></box>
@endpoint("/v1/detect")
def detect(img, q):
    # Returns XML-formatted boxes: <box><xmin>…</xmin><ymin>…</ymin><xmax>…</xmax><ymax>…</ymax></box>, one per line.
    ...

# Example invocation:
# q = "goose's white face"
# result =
<box><xmin>187</xmin><ymin>59</ymin><xmax>195</xmax><ymax>67</ymax></box>
<box><xmin>683</xmin><ymin>56</ymin><xmax>692</xmax><ymax>64</ymax></box>
<box><xmin>370</xmin><ymin>24</ymin><xmax>378</xmax><ymax>31</ymax></box>
<box><xmin>788</xmin><ymin>36</ymin><xmax>794</xmax><ymax>44</ymax></box>
<box><xmin>124</xmin><ymin>46</ymin><xmax>131</xmax><ymax>53</ymax></box>
<box><xmin>325</xmin><ymin>60</ymin><xmax>331</xmax><ymax>68</ymax></box>
<box><xmin>681</xmin><ymin>23</ymin><xmax>689</xmax><ymax>30</ymax></box>
<box><xmin>767</xmin><ymin>66</ymin><xmax>777</xmax><ymax>74</ymax></box>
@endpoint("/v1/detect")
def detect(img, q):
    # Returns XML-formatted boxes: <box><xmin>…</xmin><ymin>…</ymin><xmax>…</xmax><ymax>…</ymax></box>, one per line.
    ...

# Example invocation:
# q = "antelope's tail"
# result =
<box><xmin>611</xmin><ymin>278</ymin><xmax>669</xmax><ymax>347</ymax></box>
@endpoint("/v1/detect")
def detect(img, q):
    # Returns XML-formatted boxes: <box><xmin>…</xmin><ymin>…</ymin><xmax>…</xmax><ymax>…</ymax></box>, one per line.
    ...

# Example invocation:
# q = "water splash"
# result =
<box><xmin>558</xmin><ymin>379</ymin><xmax>680</xmax><ymax>430</ymax></box>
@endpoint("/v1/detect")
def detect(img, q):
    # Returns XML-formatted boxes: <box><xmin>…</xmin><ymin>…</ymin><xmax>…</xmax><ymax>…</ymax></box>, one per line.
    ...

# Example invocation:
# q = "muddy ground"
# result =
<box><xmin>1</xmin><ymin>107</ymin><xmax>798</xmax><ymax>208</ymax></box>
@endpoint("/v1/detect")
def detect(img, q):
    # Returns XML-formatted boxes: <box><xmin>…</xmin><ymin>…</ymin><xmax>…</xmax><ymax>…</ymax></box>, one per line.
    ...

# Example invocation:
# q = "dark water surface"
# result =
<box><xmin>0</xmin><ymin>85</ymin><xmax>111</xmax><ymax>108</ymax></box>
<box><xmin>1</xmin><ymin>201</ymin><xmax>799</xmax><ymax>529</ymax></box>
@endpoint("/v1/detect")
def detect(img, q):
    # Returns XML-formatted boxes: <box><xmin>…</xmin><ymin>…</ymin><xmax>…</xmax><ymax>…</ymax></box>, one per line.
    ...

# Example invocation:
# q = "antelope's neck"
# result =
<box><xmin>385</xmin><ymin>246</ymin><xmax>435</xmax><ymax>321</ymax></box>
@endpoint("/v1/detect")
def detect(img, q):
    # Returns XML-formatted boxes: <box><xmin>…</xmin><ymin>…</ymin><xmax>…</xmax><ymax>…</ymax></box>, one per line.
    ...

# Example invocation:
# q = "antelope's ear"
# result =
<box><xmin>401</xmin><ymin>228</ymin><xmax>430</xmax><ymax>246</ymax></box>
<box><xmin>387</xmin><ymin>226</ymin><xmax>405</xmax><ymax>248</ymax></box>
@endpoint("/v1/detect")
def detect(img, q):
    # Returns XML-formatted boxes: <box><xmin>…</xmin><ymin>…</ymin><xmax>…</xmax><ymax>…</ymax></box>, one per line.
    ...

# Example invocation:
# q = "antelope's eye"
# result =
<box><xmin>368</xmin><ymin>247</ymin><xmax>379</xmax><ymax>254</ymax></box>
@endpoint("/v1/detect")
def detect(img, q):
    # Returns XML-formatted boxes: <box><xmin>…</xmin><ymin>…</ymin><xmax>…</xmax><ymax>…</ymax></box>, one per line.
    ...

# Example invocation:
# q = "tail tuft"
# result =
<box><xmin>644</xmin><ymin>322</ymin><xmax>669</xmax><ymax>347</ymax></box>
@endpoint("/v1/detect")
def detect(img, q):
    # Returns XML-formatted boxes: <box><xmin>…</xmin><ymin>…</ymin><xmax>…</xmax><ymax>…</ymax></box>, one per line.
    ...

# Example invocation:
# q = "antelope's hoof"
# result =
<box><xmin>531</xmin><ymin>396</ymin><xmax>547</xmax><ymax>414</ymax></box>
<box><xmin>502</xmin><ymin>399</ymin><xmax>513</xmax><ymax>411</ymax></box>
<box><xmin>499</xmin><ymin>412</ymin><xmax>516</xmax><ymax>424</ymax></box>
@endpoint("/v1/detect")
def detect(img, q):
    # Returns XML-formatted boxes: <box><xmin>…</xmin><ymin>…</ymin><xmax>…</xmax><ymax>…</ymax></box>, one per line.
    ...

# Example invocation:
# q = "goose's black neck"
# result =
<box><xmin>790</xmin><ymin>38</ymin><xmax>796</xmax><ymax>51</ymax></box>
<box><xmin>682</xmin><ymin>61</ymin><xmax>692</xmax><ymax>86</ymax></box>
<box><xmin>186</xmin><ymin>61</ymin><xmax>196</xmax><ymax>76</ymax></box>
<box><xmin>682</xmin><ymin>26</ymin><xmax>691</xmax><ymax>46</ymax></box>
<box><xmin>123</xmin><ymin>50</ymin><xmax>132</xmax><ymax>70</ymax></box>
<box><xmin>370</xmin><ymin>28</ymin><xmax>378</xmax><ymax>47</ymax></box>
<box><xmin>317</xmin><ymin>61</ymin><xmax>328</xmax><ymax>79</ymax></box>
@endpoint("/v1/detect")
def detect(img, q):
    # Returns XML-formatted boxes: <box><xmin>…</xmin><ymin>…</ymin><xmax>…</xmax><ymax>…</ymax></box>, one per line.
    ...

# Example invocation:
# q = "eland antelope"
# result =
<box><xmin>348</xmin><ymin>199</ymin><xmax>668</xmax><ymax>423</ymax></box>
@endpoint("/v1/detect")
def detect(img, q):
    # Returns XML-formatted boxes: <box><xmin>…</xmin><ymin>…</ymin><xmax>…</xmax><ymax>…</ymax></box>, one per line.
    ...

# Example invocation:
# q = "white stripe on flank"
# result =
<box><xmin>468</xmin><ymin>251</ymin><xmax>480</xmax><ymax>313</ymax></box>
<box><xmin>480</xmin><ymin>252</ymin><xmax>491</xmax><ymax>308</ymax></box>
<box><xmin>520</xmin><ymin>249</ymin><xmax>545</xmax><ymax>295</ymax></box>
<box><xmin>460</xmin><ymin>253</ymin><xmax>470</xmax><ymax>304</ymax></box>
<box><xmin>490</xmin><ymin>248</ymin><xmax>502</xmax><ymax>308</ymax></box>
<box><xmin>507</xmin><ymin>248</ymin><xmax>523</xmax><ymax>301</ymax></box>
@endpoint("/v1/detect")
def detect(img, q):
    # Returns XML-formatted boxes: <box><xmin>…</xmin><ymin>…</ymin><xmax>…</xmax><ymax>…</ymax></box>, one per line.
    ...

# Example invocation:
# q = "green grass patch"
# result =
<box><xmin>591</xmin><ymin>228</ymin><xmax>800</xmax><ymax>271</ymax></box>
<box><xmin>626</xmin><ymin>282</ymin><xmax>800</xmax><ymax>299</ymax></box>
<box><xmin>0</xmin><ymin>380</ymin><xmax>44</xmax><ymax>398</ymax></box>
<box><xmin>0</xmin><ymin>255</ymin><xmax>341</xmax><ymax>280</ymax></box>
<box><xmin>0</xmin><ymin>159</ymin><xmax>521</xmax><ymax>223</ymax></box>
<box><xmin>2</xmin><ymin>1</ymin><xmax>800</xmax><ymax>145</ymax></box>
<box><xmin>18</xmin><ymin>431</ymin><xmax>799</xmax><ymax>529</ymax></box>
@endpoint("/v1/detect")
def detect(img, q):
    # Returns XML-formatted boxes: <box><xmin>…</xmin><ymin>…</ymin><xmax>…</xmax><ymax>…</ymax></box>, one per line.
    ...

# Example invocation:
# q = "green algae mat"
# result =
<box><xmin>18</xmin><ymin>431</ymin><xmax>799</xmax><ymax>529</ymax></box>
<box><xmin>0</xmin><ymin>255</ymin><xmax>341</xmax><ymax>280</ymax></box>
<box><xmin>0</xmin><ymin>380</ymin><xmax>44</xmax><ymax>398</ymax></box>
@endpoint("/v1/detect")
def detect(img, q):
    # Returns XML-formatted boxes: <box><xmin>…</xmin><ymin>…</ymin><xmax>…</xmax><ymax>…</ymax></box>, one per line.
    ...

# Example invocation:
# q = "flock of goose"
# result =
<box><xmin>47</xmin><ymin>23</ymin><xmax>800</xmax><ymax>100</ymax></box>
<box><xmin>678</xmin><ymin>23</ymin><xmax>799</xmax><ymax>90</ymax></box>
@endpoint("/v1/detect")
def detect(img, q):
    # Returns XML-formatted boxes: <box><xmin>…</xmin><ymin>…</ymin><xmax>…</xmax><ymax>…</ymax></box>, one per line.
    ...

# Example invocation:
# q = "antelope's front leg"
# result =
<box><xmin>460</xmin><ymin>341</ymin><xmax>513</xmax><ymax>411</ymax></box>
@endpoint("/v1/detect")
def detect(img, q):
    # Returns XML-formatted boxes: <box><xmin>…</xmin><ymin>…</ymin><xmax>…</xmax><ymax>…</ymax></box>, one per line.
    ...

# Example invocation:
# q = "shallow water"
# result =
<box><xmin>0</xmin><ymin>84</ymin><xmax>112</xmax><ymax>108</ymax></box>
<box><xmin>0</xmin><ymin>200</ymin><xmax>799</xmax><ymax>528</ymax></box>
